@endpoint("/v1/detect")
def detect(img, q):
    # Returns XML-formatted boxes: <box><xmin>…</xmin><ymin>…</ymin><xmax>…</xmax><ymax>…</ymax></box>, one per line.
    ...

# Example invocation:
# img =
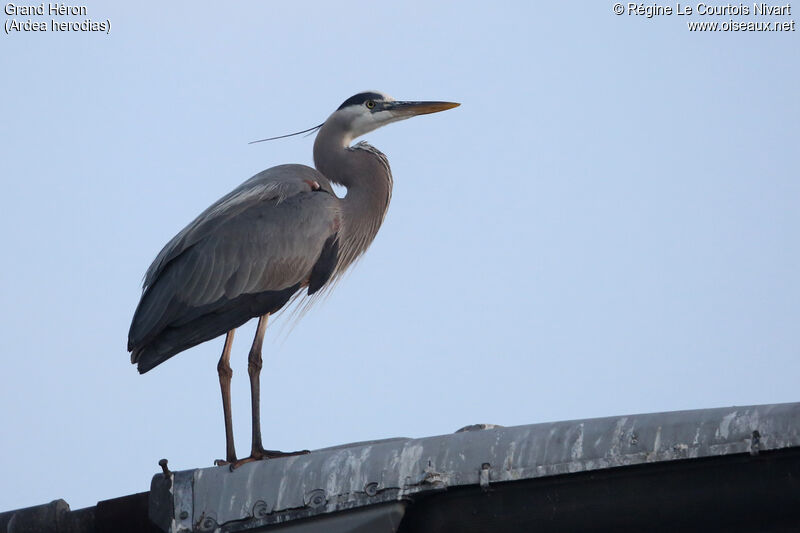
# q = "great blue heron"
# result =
<box><xmin>128</xmin><ymin>91</ymin><xmax>459</xmax><ymax>467</ymax></box>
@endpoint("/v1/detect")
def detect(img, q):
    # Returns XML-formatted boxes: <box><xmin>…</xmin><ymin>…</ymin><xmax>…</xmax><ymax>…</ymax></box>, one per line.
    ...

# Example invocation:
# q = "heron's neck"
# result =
<box><xmin>313</xmin><ymin>123</ymin><xmax>393</xmax><ymax>269</ymax></box>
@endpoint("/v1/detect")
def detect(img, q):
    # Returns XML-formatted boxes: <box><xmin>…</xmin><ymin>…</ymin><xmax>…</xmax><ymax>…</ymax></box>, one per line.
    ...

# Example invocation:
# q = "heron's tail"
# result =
<box><xmin>131</xmin><ymin>344</ymin><xmax>176</xmax><ymax>374</ymax></box>
<box><xmin>128</xmin><ymin>283</ymin><xmax>303</xmax><ymax>374</ymax></box>
<box><xmin>129</xmin><ymin>318</ymin><xmax>236</xmax><ymax>374</ymax></box>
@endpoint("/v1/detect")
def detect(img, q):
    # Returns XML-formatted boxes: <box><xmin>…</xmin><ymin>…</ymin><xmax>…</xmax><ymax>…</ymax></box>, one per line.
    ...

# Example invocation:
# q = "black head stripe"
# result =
<box><xmin>337</xmin><ymin>92</ymin><xmax>384</xmax><ymax>110</ymax></box>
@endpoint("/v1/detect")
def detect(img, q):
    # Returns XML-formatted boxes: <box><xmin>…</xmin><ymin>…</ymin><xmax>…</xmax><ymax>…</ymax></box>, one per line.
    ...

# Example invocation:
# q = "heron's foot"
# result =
<box><xmin>229</xmin><ymin>447</ymin><xmax>310</xmax><ymax>470</ymax></box>
<box><xmin>257</xmin><ymin>447</ymin><xmax>311</xmax><ymax>460</ymax></box>
<box><xmin>214</xmin><ymin>455</ymin><xmax>238</xmax><ymax>467</ymax></box>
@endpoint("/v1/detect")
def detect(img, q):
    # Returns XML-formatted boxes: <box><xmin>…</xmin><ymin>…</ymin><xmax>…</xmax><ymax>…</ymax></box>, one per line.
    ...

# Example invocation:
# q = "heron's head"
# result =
<box><xmin>249</xmin><ymin>91</ymin><xmax>459</xmax><ymax>146</ymax></box>
<box><xmin>331</xmin><ymin>91</ymin><xmax>459</xmax><ymax>144</ymax></box>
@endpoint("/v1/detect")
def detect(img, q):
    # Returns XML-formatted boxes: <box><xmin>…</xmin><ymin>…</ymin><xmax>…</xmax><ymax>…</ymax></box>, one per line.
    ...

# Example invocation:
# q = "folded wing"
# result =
<box><xmin>128</xmin><ymin>164</ymin><xmax>341</xmax><ymax>373</ymax></box>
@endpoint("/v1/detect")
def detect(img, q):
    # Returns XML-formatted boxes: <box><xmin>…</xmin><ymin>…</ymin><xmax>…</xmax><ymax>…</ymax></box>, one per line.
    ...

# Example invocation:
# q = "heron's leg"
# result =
<box><xmin>214</xmin><ymin>330</ymin><xmax>237</xmax><ymax>465</ymax></box>
<box><xmin>229</xmin><ymin>315</ymin><xmax>309</xmax><ymax>468</ymax></box>
<box><xmin>248</xmin><ymin>314</ymin><xmax>269</xmax><ymax>456</ymax></box>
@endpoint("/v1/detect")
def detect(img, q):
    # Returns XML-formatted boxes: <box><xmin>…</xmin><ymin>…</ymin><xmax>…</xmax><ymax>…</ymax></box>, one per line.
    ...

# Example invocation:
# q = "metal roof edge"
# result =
<box><xmin>149</xmin><ymin>401</ymin><xmax>800</xmax><ymax>531</ymax></box>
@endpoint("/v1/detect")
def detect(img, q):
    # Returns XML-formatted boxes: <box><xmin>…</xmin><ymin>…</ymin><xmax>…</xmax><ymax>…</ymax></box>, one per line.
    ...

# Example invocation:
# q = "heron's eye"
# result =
<box><xmin>365</xmin><ymin>100</ymin><xmax>375</xmax><ymax>109</ymax></box>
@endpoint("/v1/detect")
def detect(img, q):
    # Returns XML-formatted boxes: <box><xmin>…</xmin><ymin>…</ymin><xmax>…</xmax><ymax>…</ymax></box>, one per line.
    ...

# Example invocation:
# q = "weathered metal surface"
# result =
<box><xmin>150</xmin><ymin>402</ymin><xmax>800</xmax><ymax>532</ymax></box>
<box><xmin>0</xmin><ymin>500</ymin><xmax>70</xmax><ymax>533</ymax></box>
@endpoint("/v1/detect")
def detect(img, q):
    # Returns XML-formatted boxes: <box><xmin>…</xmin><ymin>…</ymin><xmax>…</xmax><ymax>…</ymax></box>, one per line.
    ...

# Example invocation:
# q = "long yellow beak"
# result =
<box><xmin>386</xmin><ymin>101</ymin><xmax>461</xmax><ymax>117</ymax></box>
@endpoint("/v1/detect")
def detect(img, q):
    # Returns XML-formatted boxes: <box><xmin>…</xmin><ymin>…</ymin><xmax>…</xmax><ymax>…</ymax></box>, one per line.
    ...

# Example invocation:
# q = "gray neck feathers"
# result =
<box><xmin>313</xmin><ymin>119</ymin><xmax>393</xmax><ymax>272</ymax></box>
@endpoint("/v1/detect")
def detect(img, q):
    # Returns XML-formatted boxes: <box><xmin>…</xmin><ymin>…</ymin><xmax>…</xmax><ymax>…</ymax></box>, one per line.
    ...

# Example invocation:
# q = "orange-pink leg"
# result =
<box><xmin>232</xmin><ymin>314</ymin><xmax>309</xmax><ymax>468</ymax></box>
<box><xmin>214</xmin><ymin>330</ymin><xmax>237</xmax><ymax>465</ymax></box>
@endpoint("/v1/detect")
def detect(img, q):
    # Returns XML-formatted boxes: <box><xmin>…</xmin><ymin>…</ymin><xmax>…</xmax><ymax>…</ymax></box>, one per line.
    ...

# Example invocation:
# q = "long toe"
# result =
<box><xmin>259</xmin><ymin>448</ymin><xmax>311</xmax><ymax>459</ymax></box>
<box><xmin>229</xmin><ymin>448</ymin><xmax>310</xmax><ymax>469</ymax></box>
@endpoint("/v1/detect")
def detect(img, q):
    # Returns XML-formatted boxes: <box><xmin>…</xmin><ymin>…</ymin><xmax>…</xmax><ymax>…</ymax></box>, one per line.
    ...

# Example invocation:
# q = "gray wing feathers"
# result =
<box><xmin>143</xmin><ymin>164</ymin><xmax>334</xmax><ymax>290</ymax></box>
<box><xmin>129</xmin><ymin>164</ymin><xmax>339</xmax><ymax>352</ymax></box>
<box><xmin>175</xmin><ymin>196</ymin><xmax>337</xmax><ymax>307</ymax></box>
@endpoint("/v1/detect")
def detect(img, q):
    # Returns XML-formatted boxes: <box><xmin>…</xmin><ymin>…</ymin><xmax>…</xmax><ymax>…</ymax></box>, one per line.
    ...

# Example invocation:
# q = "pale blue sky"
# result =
<box><xmin>1</xmin><ymin>1</ymin><xmax>797</xmax><ymax>511</ymax></box>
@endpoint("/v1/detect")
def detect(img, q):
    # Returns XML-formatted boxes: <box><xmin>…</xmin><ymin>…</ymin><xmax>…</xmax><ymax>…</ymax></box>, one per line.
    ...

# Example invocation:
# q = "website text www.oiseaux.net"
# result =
<box><xmin>687</xmin><ymin>18</ymin><xmax>795</xmax><ymax>30</ymax></box>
